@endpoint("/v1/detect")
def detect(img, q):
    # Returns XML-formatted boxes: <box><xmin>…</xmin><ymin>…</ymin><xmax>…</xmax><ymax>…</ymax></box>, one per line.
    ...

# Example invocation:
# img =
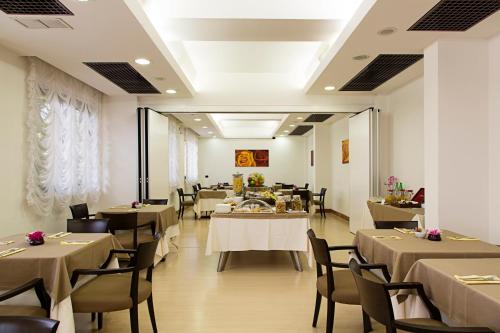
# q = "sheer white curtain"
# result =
<box><xmin>168</xmin><ymin>118</ymin><xmax>180</xmax><ymax>192</ymax></box>
<box><xmin>185</xmin><ymin>129</ymin><xmax>199</xmax><ymax>184</ymax></box>
<box><xmin>26</xmin><ymin>58</ymin><xmax>106</xmax><ymax>216</ymax></box>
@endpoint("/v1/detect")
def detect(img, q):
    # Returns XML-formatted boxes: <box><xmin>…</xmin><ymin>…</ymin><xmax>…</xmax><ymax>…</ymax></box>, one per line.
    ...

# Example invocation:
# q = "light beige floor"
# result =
<box><xmin>75</xmin><ymin>211</ymin><xmax>388</xmax><ymax>333</ymax></box>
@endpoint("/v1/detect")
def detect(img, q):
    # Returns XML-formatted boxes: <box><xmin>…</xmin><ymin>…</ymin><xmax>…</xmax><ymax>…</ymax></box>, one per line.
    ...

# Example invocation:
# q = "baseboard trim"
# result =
<box><xmin>328</xmin><ymin>209</ymin><xmax>350</xmax><ymax>221</ymax></box>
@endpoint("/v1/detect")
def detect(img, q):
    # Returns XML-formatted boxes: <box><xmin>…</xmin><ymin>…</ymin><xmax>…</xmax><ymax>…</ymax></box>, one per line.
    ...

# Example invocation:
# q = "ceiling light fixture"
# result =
<box><xmin>194</xmin><ymin>118</ymin><xmax>202</xmax><ymax>122</ymax></box>
<box><xmin>353</xmin><ymin>54</ymin><xmax>370</xmax><ymax>61</ymax></box>
<box><xmin>324</xmin><ymin>86</ymin><xmax>335</xmax><ymax>91</ymax></box>
<box><xmin>296</xmin><ymin>117</ymin><xmax>303</xmax><ymax>120</ymax></box>
<box><xmin>134</xmin><ymin>58</ymin><xmax>150</xmax><ymax>65</ymax></box>
<box><xmin>166</xmin><ymin>89</ymin><xmax>177</xmax><ymax>94</ymax></box>
<box><xmin>289</xmin><ymin>124</ymin><xmax>295</xmax><ymax>127</ymax></box>
<box><xmin>377</xmin><ymin>27</ymin><xmax>397</xmax><ymax>36</ymax></box>
<box><xmin>208</xmin><ymin>131</ymin><xmax>213</xmax><ymax>134</ymax></box>
<box><xmin>284</xmin><ymin>130</ymin><xmax>290</xmax><ymax>133</ymax></box>
<box><xmin>202</xmin><ymin>126</ymin><xmax>208</xmax><ymax>129</ymax></box>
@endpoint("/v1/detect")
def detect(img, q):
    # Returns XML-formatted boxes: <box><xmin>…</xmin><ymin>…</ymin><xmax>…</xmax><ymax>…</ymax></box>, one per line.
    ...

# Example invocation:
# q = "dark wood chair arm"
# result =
<box><xmin>88</xmin><ymin>214</ymin><xmax>96</xmax><ymax>217</ymax></box>
<box><xmin>359</xmin><ymin>263</ymin><xmax>392</xmax><ymax>282</ymax></box>
<box><xmin>325</xmin><ymin>262</ymin><xmax>349</xmax><ymax>269</ymax></box>
<box><xmin>99</xmin><ymin>249</ymin><xmax>137</xmax><ymax>268</ymax></box>
<box><xmin>385</xmin><ymin>282</ymin><xmax>441</xmax><ymax>320</ymax></box>
<box><xmin>0</xmin><ymin>278</ymin><xmax>44</xmax><ymax>302</ymax></box>
<box><xmin>394</xmin><ymin>321</ymin><xmax>494</xmax><ymax>333</ymax></box>
<box><xmin>327</xmin><ymin>245</ymin><xmax>368</xmax><ymax>265</ymax></box>
<box><xmin>71</xmin><ymin>267</ymin><xmax>135</xmax><ymax>287</ymax></box>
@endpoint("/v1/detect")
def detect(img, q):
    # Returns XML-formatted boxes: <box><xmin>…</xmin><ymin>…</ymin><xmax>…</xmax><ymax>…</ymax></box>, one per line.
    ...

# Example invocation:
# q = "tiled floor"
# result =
<box><xmin>75</xmin><ymin>211</ymin><xmax>388</xmax><ymax>333</ymax></box>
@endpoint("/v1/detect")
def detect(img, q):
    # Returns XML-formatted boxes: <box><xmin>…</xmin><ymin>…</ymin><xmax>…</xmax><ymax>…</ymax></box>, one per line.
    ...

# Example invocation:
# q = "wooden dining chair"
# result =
<box><xmin>313</xmin><ymin>188</ymin><xmax>327</xmax><ymax>217</ymax></box>
<box><xmin>348</xmin><ymin>259</ymin><xmax>494</xmax><ymax>333</ymax></box>
<box><xmin>192</xmin><ymin>185</ymin><xmax>199</xmax><ymax>197</ymax></box>
<box><xmin>70</xmin><ymin>236</ymin><xmax>160</xmax><ymax>333</ymax></box>
<box><xmin>67</xmin><ymin>219</ymin><xmax>109</xmax><ymax>233</ymax></box>
<box><xmin>142</xmin><ymin>199</ymin><xmax>168</xmax><ymax>205</ymax></box>
<box><xmin>307</xmin><ymin>229</ymin><xmax>390</xmax><ymax>333</ymax></box>
<box><xmin>100</xmin><ymin>212</ymin><xmax>156</xmax><ymax>250</ymax></box>
<box><xmin>0</xmin><ymin>278</ymin><xmax>51</xmax><ymax>318</ymax></box>
<box><xmin>298</xmin><ymin>183</ymin><xmax>309</xmax><ymax>190</ymax></box>
<box><xmin>373</xmin><ymin>221</ymin><xmax>418</xmax><ymax>230</ymax></box>
<box><xmin>177</xmin><ymin>188</ymin><xmax>196</xmax><ymax>219</ymax></box>
<box><xmin>0</xmin><ymin>317</ymin><xmax>59</xmax><ymax>333</ymax></box>
<box><xmin>293</xmin><ymin>189</ymin><xmax>311</xmax><ymax>212</ymax></box>
<box><xmin>69</xmin><ymin>203</ymin><xmax>95</xmax><ymax>220</ymax></box>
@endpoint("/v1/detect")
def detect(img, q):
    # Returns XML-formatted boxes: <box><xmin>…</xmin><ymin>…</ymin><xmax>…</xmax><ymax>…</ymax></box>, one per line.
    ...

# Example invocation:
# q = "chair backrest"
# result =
<box><xmin>293</xmin><ymin>189</ymin><xmax>310</xmax><ymax>201</ymax></box>
<box><xmin>132</xmin><ymin>235</ymin><xmax>161</xmax><ymax>272</ymax></box>
<box><xmin>196</xmin><ymin>183</ymin><xmax>202</xmax><ymax>190</ymax></box>
<box><xmin>320</xmin><ymin>188</ymin><xmax>327</xmax><ymax>197</ymax></box>
<box><xmin>304</xmin><ymin>183</ymin><xmax>309</xmax><ymax>189</ymax></box>
<box><xmin>0</xmin><ymin>317</ymin><xmax>60</xmax><ymax>333</ymax></box>
<box><xmin>177</xmin><ymin>188</ymin><xmax>185</xmax><ymax>203</ymax></box>
<box><xmin>349</xmin><ymin>259</ymin><xmax>394</xmax><ymax>326</ymax></box>
<box><xmin>373</xmin><ymin>221</ymin><xmax>418</xmax><ymax>230</ymax></box>
<box><xmin>67</xmin><ymin>219</ymin><xmax>109</xmax><ymax>233</ymax></box>
<box><xmin>101</xmin><ymin>212</ymin><xmax>138</xmax><ymax>233</ymax></box>
<box><xmin>282</xmin><ymin>184</ymin><xmax>294</xmax><ymax>189</ymax></box>
<box><xmin>192</xmin><ymin>185</ymin><xmax>199</xmax><ymax>195</ymax></box>
<box><xmin>69</xmin><ymin>203</ymin><xmax>90</xmax><ymax>219</ymax></box>
<box><xmin>143</xmin><ymin>199</ymin><xmax>168</xmax><ymax>205</ymax></box>
<box><xmin>307</xmin><ymin>229</ymin><xmax>332</xmax><ymax>267</ymax></box>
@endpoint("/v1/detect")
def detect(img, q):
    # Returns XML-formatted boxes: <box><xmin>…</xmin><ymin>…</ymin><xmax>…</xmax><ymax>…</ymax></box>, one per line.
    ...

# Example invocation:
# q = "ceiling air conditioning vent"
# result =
<box><xmin>340</xmin><ymin>54</ymin><xmax>423</xmax><ymax>91</ymax></box>
<box><xmin>15</xmin><ymin>18</ymin><xmax>72</xmax><ymax>29</ymax></box>
<box><xmin>0</xmin><ymin>0</ymin><xmax>73</xmax><ymax>15</ymax></box>
<box><xmin>84</xmin><ymin>62</ymin><xmax>161</xmax><ymax>94</ymax></box>
<box><xmin>304</xmin><ymin>114</ymin><xmax>334</xmax><ymax>123</ymax></box>
<box><xmin>289</xmin><ymin>125</ymin><xmax>313</xmax><ymax>136</ymax></box>
<box><xmin>409</xmin><ymin>0</ymin><xmax>500</xmax><ymax>31</ymax></box>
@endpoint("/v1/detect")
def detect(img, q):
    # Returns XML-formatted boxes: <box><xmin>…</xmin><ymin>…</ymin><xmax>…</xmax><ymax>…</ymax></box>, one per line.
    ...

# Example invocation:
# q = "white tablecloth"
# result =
<box><xmin>154</xmin><ymin>224</ymin><xmax>180</xmax><ymax>265</ymax></box>
<box><xmin>206</xmin><ymin>216</ymin><xmax>313</xmax><ymax>267</ymax></box>
<box><xmin>194</xmin><ymin>198</ymin><xmax>226</xmax><ymax>216</ymax></box>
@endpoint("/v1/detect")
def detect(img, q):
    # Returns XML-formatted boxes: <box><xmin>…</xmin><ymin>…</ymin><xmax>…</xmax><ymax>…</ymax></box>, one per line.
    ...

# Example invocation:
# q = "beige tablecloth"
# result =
<box><xmin>403</xmin><ymin>259</ymin><xmax>500</xmax><ymax>332</ymax></box>
<box><xmin>367</xmin><ymin>200</ymin><xmax>424</xmax><ymax>223</ymax></box>
<box><xmin>97</xmin><ymin>204</ymin><xmax>178</xmax><ymax>235</ymax></box>
<box><xmin>196</xmin><ymin>190</ymin><xmax>227</xmax><ymax>200</ymax></box>
<box><xmin>353</xmin><ymin>229</ymin><xmax>500</xmax><ymax>282</ymax></box>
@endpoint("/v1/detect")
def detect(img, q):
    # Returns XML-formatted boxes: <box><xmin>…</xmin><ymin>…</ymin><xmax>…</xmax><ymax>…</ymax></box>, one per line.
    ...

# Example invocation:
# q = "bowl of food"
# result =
<box><xmin>414</xmin><ymin>228</ymin><xmax>426</xmax><ymax>239</ymax></box>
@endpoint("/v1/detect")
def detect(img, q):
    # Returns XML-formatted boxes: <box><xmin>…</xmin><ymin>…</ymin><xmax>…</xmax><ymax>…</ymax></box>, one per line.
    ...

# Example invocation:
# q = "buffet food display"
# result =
<box><xmin>233</xmin><ymin>199</ymin><xmax>274</xmax><ymax>213</ymax></box>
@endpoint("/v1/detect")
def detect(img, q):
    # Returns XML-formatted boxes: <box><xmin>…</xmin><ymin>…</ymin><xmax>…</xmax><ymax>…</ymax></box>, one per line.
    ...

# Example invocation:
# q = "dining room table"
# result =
<box><xmin>401</xmin><ymin>258</ymin><xmax>500</xmax><ymax>332</ymax></box>
<box><xmin>193</xmin><ymin>190</ymin><xmax>228</xmax><ymax>217</ymax></box>
<box><xmin>0</xmin><ymin>232</ymin><xmax>121</xmax><ymax>333</ymax></box>
<box><xmin>366</xmin><ymin>200</ymin><xmax>425</xmax><ymax>227</ymax></box>
<box><xmin>206</xmin><ymin>212</ymin><xmax>312</xmax><ymax>272</ymax></box>
<box><xmin>353</xmin><ymin>228</ymin><xmax>500</xmax><ymax>283</ymax></box>
<box><xmin>96</xmin><ymin>204</ymin><xmax>179</xmax><ymax>264</ymax></box>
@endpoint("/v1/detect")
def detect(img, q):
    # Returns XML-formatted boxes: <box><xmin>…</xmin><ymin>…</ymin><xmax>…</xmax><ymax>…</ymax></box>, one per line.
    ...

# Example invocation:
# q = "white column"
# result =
<box><xmin>424</xmin><ymin>40</ymin><xmax>489</xmax><ymax>239</ymax></box>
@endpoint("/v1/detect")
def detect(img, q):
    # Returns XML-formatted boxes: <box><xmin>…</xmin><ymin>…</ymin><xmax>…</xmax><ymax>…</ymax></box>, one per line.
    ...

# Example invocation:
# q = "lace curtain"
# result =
<box><xmin>185</xmin><ymin>129</ymin><xmax>199</xmax><ymax>184</ymax></box>
<box><xmin>26</xmin><ymin>58</ymin><xmax>106</xmax><ymax>216</ymax></box>
<box><xmin>168</xmin><ymin>117</ymin><xmax>180</xmax><ymax>192</ymax></box>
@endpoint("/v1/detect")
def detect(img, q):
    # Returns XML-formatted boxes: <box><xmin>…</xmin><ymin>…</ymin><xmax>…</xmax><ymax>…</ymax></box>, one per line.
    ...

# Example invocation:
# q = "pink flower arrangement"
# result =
<box><xmin>27</xmin><ymin>230</ymin><xmax>45</xmax><ymax>242</ymax></box>
<box><xmin>131</xmin><ymin>201</ymin><xmax>140</xmax><ymax>208</ymax></box>
<box><xmin>427</xmin><ymin>228</ymin><xmax>441</xmax><ymax>236</ymax></box>
<box><xmin>385</xmin><ymin>176</ymin><xmax>398</xmax><ymax>191</ymax></box>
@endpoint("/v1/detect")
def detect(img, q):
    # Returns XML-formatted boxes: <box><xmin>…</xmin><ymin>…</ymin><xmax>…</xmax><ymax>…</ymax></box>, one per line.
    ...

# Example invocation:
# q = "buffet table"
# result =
<box><xmin>194</xmin><ymin>190</ymin><xmax>227</xmax><ymax>217</ymax></box>
<box><xmin>402</xmin><ymin>258</ymin><xmax>500</xmax><ymax>332</ymax></box>
<box><xmin>206</xmin><ymin>212</ymin><xmax>312</xmax><ymax>272</ymax></box>
<box><xmin>96</xmin><ymin>204</ymin><xmax>179</xmax><ymax>264</ymax></box>
<box><xmin>0</xmin><ymin>233</ymin><xmax>121</xmax><ymax>333</ymax></box>
<box><xmin>367</xmin><ymin>200</ymin><xmax>425</xmax><ymax>227</ymax></box>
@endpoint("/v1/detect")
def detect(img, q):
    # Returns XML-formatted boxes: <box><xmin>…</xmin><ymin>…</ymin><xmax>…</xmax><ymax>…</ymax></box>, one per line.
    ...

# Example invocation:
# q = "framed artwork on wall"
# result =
<box><xmin>235</xmin><ymin>150</ymin><xmax>269</xmax><ymax>167</ymax></box>
<box><xmin>342</xmin><ymin>139</ymin><xmax>349</xmax><ymax>164</ymax></box>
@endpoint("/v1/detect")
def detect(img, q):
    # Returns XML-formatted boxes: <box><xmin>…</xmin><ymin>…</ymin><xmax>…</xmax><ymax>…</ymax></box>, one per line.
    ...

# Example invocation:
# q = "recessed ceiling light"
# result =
<box><xmin>213</xmin><ymin>136</ymin><xmax>217</xmax><ymax>138</ymax></box>
<box><xmin>208</xmin><ymin>131</ymin><xmax>213</xmax><ymax>134</ymax></box>
<box><xmin>352</xmin><ymin>54</ymin><xmax>370</xmax><ymax>61</ymax></box>
<box><xmin>296</xmin><ymin>117</ymin><xmax>303</xmax><ymax>120</ymax></box>
<box><xmin>377</xmin><ymin>27</ymin><xmax>397</xmax><ymax>36</ymax></box>
<box><xmin>289</xmin><ymin>124</ymin><xmax>295</xmax><ymax>127</ymax></box>
<box><xmin>155</xmin><ymin>77</ymin><xmax>165</xmax><ymax>81</ymax></box>
<box><xmin>134</xmin><ymin>58</ymin><xmax>150</xmax><ymax>65</ymax></box>
<box><xmin>166</xmin><ymin>89</ymin><xmax>177</xmax><ymax>94</ymax></box>
<box><xmin>284</xmin><ymin>130</ymin><xmax>290</xmax><ymax>133</ymax></box>
<box><xmin>202</xmin><ymin>126</ymin><xmax>208</xmax><ymax>129</ymax></box>
<box><xmin>280</xmin><ymin>135</ymin><xmax>286</xmax><ymax>137</ymax></box>
<box><xmin>194</xmin><ymin>118</ymin><xmax>202</xmax><ymax>122</ymax></box>
<box><xmin>324</xmin><ymin>86</ymin><xmax>335</xmax><ymax>91</ymax></box>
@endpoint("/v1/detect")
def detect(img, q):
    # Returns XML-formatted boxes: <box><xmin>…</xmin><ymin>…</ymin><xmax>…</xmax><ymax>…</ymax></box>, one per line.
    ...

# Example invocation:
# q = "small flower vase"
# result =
<box><xmin>427</xmin><ymin>234</ymin><xmax>441</xmax><ymax>241</ymax></box>
<box><xmin>27</xmin><ymin>238</ymin><xmax>44</xmax><ymax>246</ymax></box>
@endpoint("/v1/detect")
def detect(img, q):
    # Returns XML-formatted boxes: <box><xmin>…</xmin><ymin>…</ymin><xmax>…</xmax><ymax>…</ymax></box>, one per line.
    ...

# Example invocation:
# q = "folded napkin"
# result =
<box><xmin>0</xmin><ymin>247</ymin><xmax>26</xmax><ymax>258</ymax></box>
<box><xmin>447</xmin><ymin>236</ymin><xmax>479</xmax><ymax>241</ymax></box>
<box><xmin>454</xmin><ymin>275</ymin><xmax>500</xmax><ymax>285</ymax></box>
<box><xmin>372</xmin><ymin>235</ymin><xmax>403</xmax><ymax>240</ymax></box>
<box><xmin>394</xmin><ymin>228</ymin><xmax>415</xmax><ymax>234</ymax></box>
<box><xmin>0</xmin><ymin>241</ymin><xmax>14</xmax><ymax>246</ymax></box>
<box><xmin>47</xmin><ymin>232</ymin><xmax>72</xmax><ymax>239</ymax></box>
<box><xmin>60</xmin><ymin>240</ymin><xmax>94</xmax><ymax>245</ymax></box>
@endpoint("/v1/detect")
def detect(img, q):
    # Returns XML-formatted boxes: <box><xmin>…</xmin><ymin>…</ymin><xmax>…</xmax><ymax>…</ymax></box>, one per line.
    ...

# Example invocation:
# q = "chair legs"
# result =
<box><xmin>363</xmin><ymin>311</ymin><xmax>372</xmax><ymax>333</ymax></box>
<box><xmin>91</xmin><ymin>312</ymin><xmax>96</xmax><ymax>322</ymax></box>
<box><xmin>97</xmin><ymin>313</ymin><xmax>103</xmax><ymax>330</ymax></box>
<box><xmin>326</xmin><ymin>300</ymin><xmax>335</xmax><ymax>333</ymax></box>
<box><xmin>130</xmin><ymin>305</ymin><xmax>139</xmax><ymax>333</ymax></box>
<box><xmin>312</xmin><ymin>292</ymin><xmax>322</xmax><ymax>327</ymax></box>
<box><xmin>147</xmin><ymin>295</ymin><xmax>158</xmax><ymax>333</ymax></box>
<box><xmin>177</xmin><ymin>207</ymin><xmax>181</xmax><ymax>219</ymax></box>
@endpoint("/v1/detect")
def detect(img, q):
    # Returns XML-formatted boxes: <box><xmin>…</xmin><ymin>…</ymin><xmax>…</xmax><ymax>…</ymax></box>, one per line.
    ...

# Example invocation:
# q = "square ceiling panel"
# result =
<box><xmin>210</xmin><ymin>113</ymin><xmax>286</xmax><ymax>138</ymax></box>
<box><xmin>0</xmin><ymin>0</ymin><xmax>73</xmax><ymax>15</ymax></box>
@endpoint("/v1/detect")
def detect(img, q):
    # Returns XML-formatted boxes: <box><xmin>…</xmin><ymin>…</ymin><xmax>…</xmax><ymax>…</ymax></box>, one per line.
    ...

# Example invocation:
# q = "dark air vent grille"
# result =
<box><xmin>84</xmin><ymin>62</ymin><xmax>160</xmax><ymax>94</ymax></box>
<box><xmin>409</xmin><ymin>0</ymin><xmax>500</xmax><ymax>31</ymax></box>
<box><xmin>289</xmin><ymin>125</ymin><xmax>313</xmax><ymax>136</ymax></box>
<box><xmin>0</xmin><ymin>0</ymin><xmax>73</xmax><ymax>15</ymax></box>
<box><xmin>340</xmin><ymin>54</ymin><xmax>423</xmax><ymax>91</ymax></box>
<box><xmin>304</xmin><ymin>114</ymin><xmax>334</xmax><ymax>122</ymax></box>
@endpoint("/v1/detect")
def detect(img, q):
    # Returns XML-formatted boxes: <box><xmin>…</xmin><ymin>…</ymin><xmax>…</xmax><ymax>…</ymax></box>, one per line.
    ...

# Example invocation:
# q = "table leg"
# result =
<box><xmin>217</xmin><ymin>251</ymin><xmax>230</xmax><ymax>272</ymax></box>
<box><xmin>289</xmin><ymin>251</ymin><xmax>303</xmax><ymax>272</ymax></box>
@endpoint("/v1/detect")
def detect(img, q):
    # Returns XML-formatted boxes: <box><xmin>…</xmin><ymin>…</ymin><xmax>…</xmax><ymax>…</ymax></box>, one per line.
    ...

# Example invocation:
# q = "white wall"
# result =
<box><xmin>329</xmin><ymin>118</ymin><xmax>350</xmax><ymax>215</ymax></box>
<box><xmin>198</xmin><ymin>137</ymin><xmax>307</xmax><ymax>187</ymax></box>
<box><xmin>377</xmin><ymin>78</ymin><xmax>424</xmax><ymax>193</ymax></box>
<box><xmin>148</xmin><ymin>111</ymin><xmax>170</xmax><ymax>199</ymax></box>
<box><xmin>97</xmin><ymin>95</ymin><xmax>138</xmax><ymax>210</ymax></box>
<box><xmin>314</xmin><ymin>124</ymin><xmax>332</xmax><ymax>196</ymax></box>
